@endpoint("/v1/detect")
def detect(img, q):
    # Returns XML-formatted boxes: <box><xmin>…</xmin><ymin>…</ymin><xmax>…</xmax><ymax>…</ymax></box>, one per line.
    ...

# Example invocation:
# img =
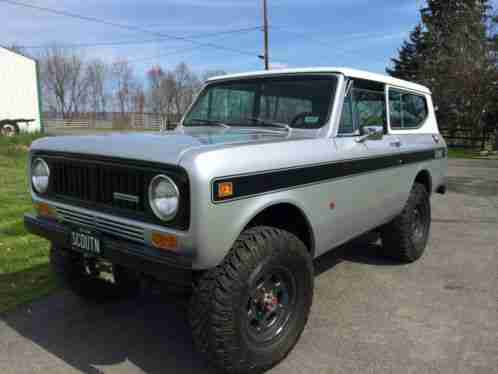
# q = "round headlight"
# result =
<box><xmin>149</xmin><ymin>175</ymin><xmax>180</xmax><ymax>221</ymax></box>
<box><xmin>32</xmin><ymin>158</ymin><xmax>50</xmax><ymax>194</ymax></box>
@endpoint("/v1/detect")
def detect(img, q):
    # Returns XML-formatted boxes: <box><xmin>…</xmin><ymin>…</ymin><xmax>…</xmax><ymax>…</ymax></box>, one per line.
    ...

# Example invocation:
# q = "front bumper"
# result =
<box><xmin>24</xmin><ymin>214</ymin><xmax>192</xmax><ymax>287</ymax></box>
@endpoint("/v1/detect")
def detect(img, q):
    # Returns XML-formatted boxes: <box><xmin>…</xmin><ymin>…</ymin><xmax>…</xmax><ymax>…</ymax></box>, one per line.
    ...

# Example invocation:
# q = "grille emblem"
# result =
<box><xmin>113</xmin><ymin>192</ymin><xmax>140</xmax><ymax>204</ymax></box>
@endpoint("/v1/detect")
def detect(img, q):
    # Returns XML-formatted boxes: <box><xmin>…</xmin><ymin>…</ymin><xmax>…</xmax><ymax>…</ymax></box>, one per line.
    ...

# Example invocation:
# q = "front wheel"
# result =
<box><xmin>380</xmin><ymin>183</ymin><xmax>431</xmax><ymax>262</ymax></box>
<box><xmin>190</xmin><ymin>226</ymin><xmax>313</xmax><ymax>374</ymax></box>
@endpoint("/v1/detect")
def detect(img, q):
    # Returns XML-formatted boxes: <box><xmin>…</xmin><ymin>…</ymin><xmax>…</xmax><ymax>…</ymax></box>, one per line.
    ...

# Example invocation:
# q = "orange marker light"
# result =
<box><xmin>36</xmin><ymin>203</ymin><xmax>55</xmax><ymax>218</ymax></box>
<box><xmin>151</xmin><ymin>232</ymin><xmax>178</xmax><ymax>252</ymax></box>
<box><xmin>218</xmin><ymin>182</ymin><xmax>234</xmax><ymax>199</ymax></box>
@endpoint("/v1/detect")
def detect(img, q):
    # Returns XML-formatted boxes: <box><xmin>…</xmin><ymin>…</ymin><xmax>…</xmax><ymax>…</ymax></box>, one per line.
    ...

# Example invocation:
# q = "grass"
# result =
<box><xmin>447</xmin><ymin>148</ymin><xmax>482</xmax><ymax>159</ymax></box>
<box><xmin>0</xmin><ymin>133</ymin><xmax>57</xmax><ymax>314</ymax></box>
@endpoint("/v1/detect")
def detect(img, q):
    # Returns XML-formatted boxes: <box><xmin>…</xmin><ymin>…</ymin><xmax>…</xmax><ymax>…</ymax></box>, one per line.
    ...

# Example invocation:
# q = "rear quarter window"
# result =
<box><xmin>389</xmin><ymin>89</ymin><xmax>428</xmax><ymax>129</ymax></box>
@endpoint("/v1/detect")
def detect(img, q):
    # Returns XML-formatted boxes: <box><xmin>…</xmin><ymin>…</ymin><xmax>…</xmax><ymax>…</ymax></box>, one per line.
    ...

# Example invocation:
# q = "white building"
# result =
<box><xmin>0</xmin><ymin>46</ymin><xmax>42</xmax><ymax>135</ymax></box>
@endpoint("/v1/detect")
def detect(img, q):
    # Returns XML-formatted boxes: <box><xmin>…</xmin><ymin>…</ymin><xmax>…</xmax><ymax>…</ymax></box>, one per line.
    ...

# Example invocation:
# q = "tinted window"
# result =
<box><xmin>389</xmin><ymin>89</ymin><xmax>428</xmax><ymax>129</ymax></box>
<box><xmin>338</xmin><ymin>91</ymin><xmax>354</xmax><ymax>134</ymax></box>
<box><xmin>338</xmin><ymin>80</ymin><xmax>386</xmax><ymax>135</ymax></box>
<box><xmin>354</xmin><ymin>89</ymin><xmax>386</xmax><ymax>128</ymax></box>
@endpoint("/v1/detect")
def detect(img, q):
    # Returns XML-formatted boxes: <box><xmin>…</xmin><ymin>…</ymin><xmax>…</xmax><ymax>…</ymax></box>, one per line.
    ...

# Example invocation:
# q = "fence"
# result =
<box><xmin>440</xmin><ymin>126</ymin><xmax>497</xmax><ymax>150</ymax></box>
<box><xmin>43</xmin><ymin>112</ymin><xmax>181</xmax><ymax>134</ymax></box>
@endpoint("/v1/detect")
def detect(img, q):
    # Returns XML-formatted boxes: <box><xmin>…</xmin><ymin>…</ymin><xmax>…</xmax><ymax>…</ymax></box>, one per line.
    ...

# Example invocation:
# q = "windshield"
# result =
<box><xmin>183</xmin><ymin>75</ymin><xmax>337</xmax><ymax>129</ymax></box>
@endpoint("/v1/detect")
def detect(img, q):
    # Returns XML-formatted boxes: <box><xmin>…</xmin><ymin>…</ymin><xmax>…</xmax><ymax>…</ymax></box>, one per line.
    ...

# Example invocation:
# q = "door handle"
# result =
<box><xmin>390</xmin><ymin>139</ymin><xmax>402</xmax><ymax>148</ymax></box>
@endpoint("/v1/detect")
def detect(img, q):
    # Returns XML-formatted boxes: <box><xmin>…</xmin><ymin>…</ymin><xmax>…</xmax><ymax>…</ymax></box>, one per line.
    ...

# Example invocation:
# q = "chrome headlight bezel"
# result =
<box><xmin>148</xmin><ymin>174</ymin><xmax>180</xmax><ymax>221</ymax></box>
<box><xmin>31</xmin><ymin>158</ymin><xmax>50</xmax><ymax>194</ymax></box>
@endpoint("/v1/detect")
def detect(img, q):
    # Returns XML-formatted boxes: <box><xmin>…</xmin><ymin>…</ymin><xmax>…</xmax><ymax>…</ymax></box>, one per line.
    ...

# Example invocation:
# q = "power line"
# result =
<box><xmin>127</xmin><ymin>27</ymin><xmax>272</xmax><ymax>65</ymax></box>
<box><xmin>127</xmin><ymin>46</ymin><xmax>209</xmax><ymax>65</ymax></box>
<box><xmin>19</xmin><ymin>26</ymin><xmax>262</xmax><ymax>49</ymax></box>
<box><xmin>272</xmin><ymin>26</ymin><xmax>395</xmax><ymax>48</ymax></box>
<box><xmin>1</xmin><ymin>0</ymin><xmax>260</xmax><ymax>57</ymax></box>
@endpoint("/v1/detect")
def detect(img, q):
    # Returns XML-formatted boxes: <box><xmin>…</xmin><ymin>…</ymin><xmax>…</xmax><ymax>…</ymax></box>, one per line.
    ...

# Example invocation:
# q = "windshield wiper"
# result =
<box><xmin>185</xmin><ymin>119</ymin><xmax>230</xmax><ymax>128</ymax></box>
<box><xmin>248</xmin><ymin>117</ymin><xmax>291</xmax><ymax>131</ymax></box>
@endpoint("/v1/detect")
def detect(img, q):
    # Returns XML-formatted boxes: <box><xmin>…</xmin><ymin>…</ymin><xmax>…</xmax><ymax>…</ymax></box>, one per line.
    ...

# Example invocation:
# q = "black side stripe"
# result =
<box><xmin>213</xmin><ymin>149</ymin><xmax>444</xmax><ymax>203</ymax></box>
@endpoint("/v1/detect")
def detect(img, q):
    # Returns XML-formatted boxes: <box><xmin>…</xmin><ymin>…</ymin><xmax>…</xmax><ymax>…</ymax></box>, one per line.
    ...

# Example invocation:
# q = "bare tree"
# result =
<box><xmin>172</xmin><ymin>62</ymin><xmax>201</xmax><ymax>116</ymax></box>
<box><xmin>112</xmin><ymin>59</ymin><xmax>135</xmax><ymax>118</ymax></box>
<box><xmin>39</xmin><ymin>45</ymin><xmax>89</xmax><ymax>119</ymax></box>
<box><xmin>131</xmin><ymin>83</ymin><xmax>146</xmax><ymax>114</ymax></box>
<box><xmin>147</xmin><ymin>66</ymin><xmax>176</xmax><ymax>122</ymax></box>
<box><xmin>86</xmin><ymin>59</ymin><xmax>109</xmax><ymax>116</ymax></box>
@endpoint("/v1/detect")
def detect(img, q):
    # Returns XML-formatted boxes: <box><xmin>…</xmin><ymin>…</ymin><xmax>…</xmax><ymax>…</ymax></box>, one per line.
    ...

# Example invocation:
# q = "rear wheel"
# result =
<box><xmin>190</xmin><ymin>226</ymin><xmax>313</xmax><ymax>374</ymax></box>
<box><xmin>0</xmin><ymin>123</ymin><xmax>18</xmax><ymax>137</ymax></box>
<box><xmin>50</xmin><ymin>245</ymin><xmax>139</xmax><ymax>301</ymax></box>
<box><xmin>380</xmin><ymin>183</ymin><xmax>431</xmax><ymax>262</ymax></box>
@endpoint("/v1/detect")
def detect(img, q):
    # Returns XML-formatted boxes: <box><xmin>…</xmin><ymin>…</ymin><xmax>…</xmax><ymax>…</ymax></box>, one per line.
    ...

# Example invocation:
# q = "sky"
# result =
<box><xmin>2</xmin><ymin>0</ymin><xmax>497</xmax><ymax>79</ymax></box>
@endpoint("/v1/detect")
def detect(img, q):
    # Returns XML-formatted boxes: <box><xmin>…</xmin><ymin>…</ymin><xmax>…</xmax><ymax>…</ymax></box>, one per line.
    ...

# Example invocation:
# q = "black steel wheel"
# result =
<box><xmin>190</xmin><ymin>226</ymin><xmax>313</xmax><ymax>374</ymax></box>
<box><xmin>244</xmin><ymin>267</ymin><xmax>297</xmax><ymax>344</ymax></box>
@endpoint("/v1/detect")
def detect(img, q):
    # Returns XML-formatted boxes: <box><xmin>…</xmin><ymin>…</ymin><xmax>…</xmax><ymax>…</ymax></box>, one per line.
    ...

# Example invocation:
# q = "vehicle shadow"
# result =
<box><xmin>3</xmin><ymin>273</ymin><xmax>214</xmax><ymax>373</ymax></box>
<box><xmin>2</xmin><ymin>235</ymin><xmax>402</xmax><ymax>374</ymax></box>
<box><xmin>314</xmin><ymin>232</ymin><xmax>403</xmax><ymax>276</ymax></box>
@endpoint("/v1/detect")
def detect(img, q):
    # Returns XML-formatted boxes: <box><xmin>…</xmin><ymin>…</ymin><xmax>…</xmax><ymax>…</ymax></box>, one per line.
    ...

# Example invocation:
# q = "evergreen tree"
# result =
<box><xmin>386</xmin><ymin>25</ymin><xmax>427</xmax><ymax>81</ymax></box>
<box><xmin>388</xmin><ymin>0</ymin><xmax>498</xmax><ymax>147</ymax></box>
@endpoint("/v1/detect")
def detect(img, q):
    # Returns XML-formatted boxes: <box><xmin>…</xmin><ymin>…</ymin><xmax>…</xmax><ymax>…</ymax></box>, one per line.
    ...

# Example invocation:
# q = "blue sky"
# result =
<box><xmin>3</xmin><ymin>0</ymin><xmax>497</xmax><ymax>78</ymax></box>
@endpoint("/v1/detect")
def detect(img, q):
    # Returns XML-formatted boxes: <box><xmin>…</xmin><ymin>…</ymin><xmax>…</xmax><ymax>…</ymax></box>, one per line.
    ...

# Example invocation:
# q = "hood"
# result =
<box><xmin>31</xmin><ymin>127</ymin><xmax>307</xmax><ymax>165</ymax></box>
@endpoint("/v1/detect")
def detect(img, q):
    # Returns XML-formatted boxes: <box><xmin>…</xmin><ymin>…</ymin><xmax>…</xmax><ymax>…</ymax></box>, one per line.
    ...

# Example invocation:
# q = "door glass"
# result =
<box><xmin>354</xmin><ymin>89</ymin><xmax>387</xmax><ymax>128</ymax></box>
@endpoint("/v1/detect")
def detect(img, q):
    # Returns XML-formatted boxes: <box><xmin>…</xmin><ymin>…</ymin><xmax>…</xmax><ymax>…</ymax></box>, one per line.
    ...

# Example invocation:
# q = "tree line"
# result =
<box><xmin>387</xmin><ymin>0</ymin><xmax>498</xmax><ymax>147</ymax></box>
<box><xmin>29</xmin><ymin>45</ymin><xmax>226</xmax><ymax>120</ymax></box>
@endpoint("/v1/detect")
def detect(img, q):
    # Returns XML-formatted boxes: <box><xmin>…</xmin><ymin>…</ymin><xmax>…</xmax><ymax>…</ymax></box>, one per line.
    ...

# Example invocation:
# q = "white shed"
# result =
<box><xmin>0</xmin><ymin>46</ymin><xmax>42</xmax><ymax>135</ymax></box>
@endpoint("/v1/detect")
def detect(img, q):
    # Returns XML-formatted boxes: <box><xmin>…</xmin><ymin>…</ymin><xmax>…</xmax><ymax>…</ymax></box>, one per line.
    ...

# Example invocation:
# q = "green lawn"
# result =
<box><xmin>0</xmin><ymin>134</ymin><xmax>57</xmax><ymax>314</ymax></box>
<box><xmin>447</xmin><ymin>148</ymin><xmax>478</xmax><ymax>159</ymax></box>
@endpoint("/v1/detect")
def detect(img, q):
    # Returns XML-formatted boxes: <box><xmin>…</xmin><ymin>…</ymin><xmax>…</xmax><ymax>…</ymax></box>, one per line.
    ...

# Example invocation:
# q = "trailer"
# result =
<box><xmin>0</xmin><ymin>46</ymin><xmax>42</xmax><ymax>136</ymax></box>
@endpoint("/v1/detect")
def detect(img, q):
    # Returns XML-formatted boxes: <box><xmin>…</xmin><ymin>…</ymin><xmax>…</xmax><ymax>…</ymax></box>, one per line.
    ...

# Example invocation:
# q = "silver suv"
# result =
<box><xmin>25</xmin><ymin>68</ymin><xmax>448</xmax><ymax>373</ymax></box>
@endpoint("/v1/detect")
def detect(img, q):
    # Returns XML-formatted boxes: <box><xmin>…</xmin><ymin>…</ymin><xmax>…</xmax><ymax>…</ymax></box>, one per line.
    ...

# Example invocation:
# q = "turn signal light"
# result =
<box><xmin>36</xmin><ymin>203</ymin><xmax>55</xmax><ymax>219</ymax></box>
<box><xmin>151</xmin><ymin>232</ymin><xmax>178</xmax><ymax>251</ymax></box>
<box><xmin>218</xmin><ymin>182</ymin><xmax>234</xmax><ymax>199</ymax></box>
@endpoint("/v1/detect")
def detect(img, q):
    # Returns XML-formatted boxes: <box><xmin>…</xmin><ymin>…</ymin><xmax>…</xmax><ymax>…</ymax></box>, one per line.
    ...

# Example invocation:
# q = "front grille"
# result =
<box><xmin>35</xmin><ymin>152</ymin><xmax>191</xmax><ymax>230</ymax></box>
<box><xmin>56</xmin><ymin>206</ymin><xmax>145</xmax><ymax>244</ymax></box>
<box><xmin>49</xmin><ymin>157</ymin><xmax>147</xmax><ymax>213</ymax></box>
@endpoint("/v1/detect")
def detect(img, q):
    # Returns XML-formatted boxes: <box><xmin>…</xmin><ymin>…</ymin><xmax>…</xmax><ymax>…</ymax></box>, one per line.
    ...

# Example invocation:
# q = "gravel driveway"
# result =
<box><xmin>1</xmin><ymin>159</ymin><xmax>497</xmax><ymax>374</ymax></box>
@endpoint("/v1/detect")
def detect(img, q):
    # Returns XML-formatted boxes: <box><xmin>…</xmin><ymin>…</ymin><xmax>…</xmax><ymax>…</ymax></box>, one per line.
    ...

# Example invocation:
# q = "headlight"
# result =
<box><xmin>148</xmin><ymin>175</ymin><xmax>180</xmax><ymax>221</ymax></box>
<box><xmin>32</xmin><ymin>158</ymin><xmax>50</xmax><ymax>194</ymax></box>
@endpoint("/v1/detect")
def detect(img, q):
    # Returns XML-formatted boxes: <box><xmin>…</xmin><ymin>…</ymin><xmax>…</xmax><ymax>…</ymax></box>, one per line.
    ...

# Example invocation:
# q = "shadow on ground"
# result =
<box><xmin>2</xmin><ymin>235</ymin><xmax>400</xmax><ymax>374</ymax></box>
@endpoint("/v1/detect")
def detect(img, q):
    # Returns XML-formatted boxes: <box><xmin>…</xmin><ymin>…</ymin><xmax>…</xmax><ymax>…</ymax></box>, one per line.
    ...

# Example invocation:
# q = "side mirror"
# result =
<box><xmin>356</xmin><ymin>125</ymin><xmax>384</xmax><ymax>143</ymax></box>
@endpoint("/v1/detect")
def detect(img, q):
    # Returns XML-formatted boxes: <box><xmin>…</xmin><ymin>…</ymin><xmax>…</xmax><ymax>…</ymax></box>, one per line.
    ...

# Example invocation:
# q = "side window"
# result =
<box><xmin>338</xmin><ymin>91</ymin><xmax>354</xmax><ymax>134</ymax></box>
<box><xmin>338</xmin><ymin>80</ymin><xmax>386</xmax><ymax>135</ymax></box>
<box><xmin>353</xmin><ymin>89</ymin><xmax>386</xmax><ymax>128</ymax></box>
<box><xmin>389</xmin><ymin>89</ymin><xmax>428</xmax><ymax>129</ymax></box>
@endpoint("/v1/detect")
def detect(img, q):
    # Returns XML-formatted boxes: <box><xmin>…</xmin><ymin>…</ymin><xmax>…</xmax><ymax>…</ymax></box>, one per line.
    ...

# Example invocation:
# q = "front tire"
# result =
<box><xmin>190</xmin><ymin>227</ymin><xmax>313</xmax><ymax>374</ymax></box>
<box><xmin>380</xmin><ymin>183</ymin><xmax>431</xmax><ymax>262</ymax></box>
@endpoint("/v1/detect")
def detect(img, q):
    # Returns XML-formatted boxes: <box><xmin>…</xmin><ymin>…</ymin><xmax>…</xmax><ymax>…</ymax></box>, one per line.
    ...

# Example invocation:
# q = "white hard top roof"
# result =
<box><xmin>207</xmin><ymin>67</ymin><xmax>431</xmax><ymax>95</ymax></box>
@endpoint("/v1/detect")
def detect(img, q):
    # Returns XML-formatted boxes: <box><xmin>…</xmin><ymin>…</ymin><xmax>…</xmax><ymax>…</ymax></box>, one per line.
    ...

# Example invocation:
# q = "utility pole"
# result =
<box><xmin>262</xmin><ymin>0</ymin><xmax>270</xmax><ymax>70</ymax></box>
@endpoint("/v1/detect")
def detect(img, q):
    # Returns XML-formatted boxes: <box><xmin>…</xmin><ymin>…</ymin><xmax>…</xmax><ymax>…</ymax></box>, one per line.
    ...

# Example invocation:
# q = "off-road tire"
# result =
<box><xmin>380</xmin><ymin>183</ymin><xmax>431</xmax><ymax>262</ymax></box>
<box><xmin>50</xmin><ymin>245</ymin><xmax>138</xmax><ymax>301</ymax></box>
<box><xmin>190</xmin><ymin>226</ymin><xmax>313</xmax><ymax>374</ymax></box>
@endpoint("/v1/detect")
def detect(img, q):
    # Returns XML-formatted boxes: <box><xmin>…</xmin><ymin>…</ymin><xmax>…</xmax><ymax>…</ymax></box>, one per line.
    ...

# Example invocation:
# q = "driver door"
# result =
<box><xmin>333</xmin><ymin>79</ymin><xmax>404</xmax><ymax>241</ymax></box>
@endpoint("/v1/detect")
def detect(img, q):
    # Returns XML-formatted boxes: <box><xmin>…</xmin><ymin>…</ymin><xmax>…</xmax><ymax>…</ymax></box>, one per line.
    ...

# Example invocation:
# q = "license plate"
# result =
<box><xmin>71</xmin><ymin>229</ymin><xmax>101</xmax><ymax>255</ymax></box>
